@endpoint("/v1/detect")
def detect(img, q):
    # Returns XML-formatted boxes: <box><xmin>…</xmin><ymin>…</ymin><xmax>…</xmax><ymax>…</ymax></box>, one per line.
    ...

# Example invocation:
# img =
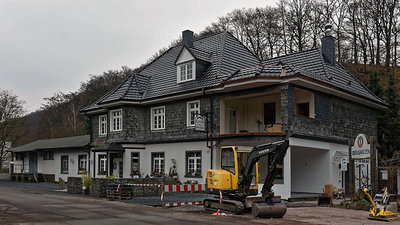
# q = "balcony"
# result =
<box><xmin>219</xmin><ymin>91</ymin><xmax>283</xmax><ymax>136</ymax></box>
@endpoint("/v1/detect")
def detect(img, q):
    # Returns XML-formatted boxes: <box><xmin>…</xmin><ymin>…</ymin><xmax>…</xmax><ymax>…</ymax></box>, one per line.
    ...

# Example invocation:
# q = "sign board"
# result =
<box><xmin>351</xmin><ymin>134</ymin><xmax>370</xmax><ymax>159</ymax></box>
<box><xmin>341</xmin><ymin>158</ymin><xmax>348</xmax><ymax>171</ymax></box>
<box><xmin>195</xmin><ymin>115</ymin><xmax>206</xmax><ymax>132</ymax></box>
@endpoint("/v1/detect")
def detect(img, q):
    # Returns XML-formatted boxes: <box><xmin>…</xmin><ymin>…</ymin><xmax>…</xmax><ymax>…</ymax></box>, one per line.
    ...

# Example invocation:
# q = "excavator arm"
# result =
<box><xmin>238</xmin><ymin>139</ymin><xmax>289</xmax><ymax>198</ymax></box>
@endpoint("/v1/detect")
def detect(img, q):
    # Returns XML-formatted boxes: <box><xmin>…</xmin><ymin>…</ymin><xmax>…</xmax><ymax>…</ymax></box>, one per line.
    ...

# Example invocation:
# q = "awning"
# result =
<box><xmin>91</xmin><ymin>142</ymin><xmax>125</xmax><ymax>152</ymax></box>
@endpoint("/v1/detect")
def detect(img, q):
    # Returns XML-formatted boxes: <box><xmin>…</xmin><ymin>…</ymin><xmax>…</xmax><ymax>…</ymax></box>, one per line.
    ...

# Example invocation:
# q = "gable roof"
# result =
<box><xmin>9</xmin><ymin>135</ymin><xmax>90</xmax><ymax>153</ymax></box>
<box><xmin>82</xmin><ymin>31</ymin><xmax>385</xmax><ymax>113</ymax></box>
<box><xmin>81</xmin><ymin>31</ymin><xmax>260</xmax><ymax>112</ymax></box>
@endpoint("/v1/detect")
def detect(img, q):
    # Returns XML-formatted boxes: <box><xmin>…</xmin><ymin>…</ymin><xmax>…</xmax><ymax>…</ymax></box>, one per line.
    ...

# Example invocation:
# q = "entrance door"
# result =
<box><xmin>112</xmin><ymin>158</ymin><xmax>123</xmax><ymax>178</ymax></box>
<box><xmin>29</xmin><ymin>152</ymin><xmax>37</xmax><ymax>173</ymax></box>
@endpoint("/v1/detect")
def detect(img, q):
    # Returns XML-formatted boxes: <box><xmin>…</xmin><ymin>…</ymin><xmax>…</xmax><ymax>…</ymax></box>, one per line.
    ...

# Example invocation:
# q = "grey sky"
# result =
<box><xmin>0</xmin><ymin>0</ymin><xmax>276</xmax><ymax>113</ymax></box>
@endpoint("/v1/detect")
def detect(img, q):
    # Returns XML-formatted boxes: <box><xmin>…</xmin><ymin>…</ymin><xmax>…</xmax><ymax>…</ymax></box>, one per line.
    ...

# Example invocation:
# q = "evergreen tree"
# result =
<box><xmin>380</xmin><ymin>72</ymin><xmax>400</xmax><ymax>158</ymax></box>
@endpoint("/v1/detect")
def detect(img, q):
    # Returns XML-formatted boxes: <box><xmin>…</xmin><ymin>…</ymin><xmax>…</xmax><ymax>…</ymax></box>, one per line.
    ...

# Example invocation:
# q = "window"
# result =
<box><xmin>151</xmin><ymin>106</ymin><xmax>165</xmax><ymax>130</ymax></box>
<box><xmin>294</xmin><ymin>88</ymin><xmax>315</xmax><ymax>118</ymax></box>
<box><xmin>187</xmin><ymin>100</ymin><xmax>200</xmax><ymax>127</ymax></box>
<box><xmin>186</xmin><ymin>151</ymin><xmax>201</xmax><ymax>177</ymax></box>
<box><xmin>264</xmin><ymin>102</ymin><xmax>276</xmax><ymax>125</ymax></box>
<box><xmin>178</xmin><ymin>62</ymin><xmax>194</xmax><ymax>83</ymax></box>
<box><xmin>61</xmin><ymin>155</ymin><xmax>69</xmax><ymax>173</ymax></box>
<box><xmin>221</xmin><ymin>148</ymin><xmax>235</xmax><ymax>174</ymax></box>
<box><xmin>131</xmin><ymin>152</ymin><xmax>140</xmax><ymax>176</ymax></box>
<box><xmin>99</xmin><ymin>154</ymin><xmax>107</xmax><ymax>174</ymax></box>
<box><xmin>152</xmin><ymin>153</ymin><xmax>164</xmax><ymax>176</ymax></box>
<box><xmin>78</xmin><ymin>155</ymin><xmax>87</xmax><ymax>173</ymax></box>
<box><xmin>15</xmin><ymin>153</ymin><xmax>24</xmax><ymax>161</ymax></box>
<box><xmin>110</xmin><ymin>109</ymin><xmax>122</xmax><ymax>131</ymax></box>
<box><xmin>43</xmin><ymin>151</ymin><xmax>54</xmax><ymax>160</ymax></box>
<box><xmin>99</xmin><ymin>115</ymin><xmax>107</xmax><ymax>135</ymax></box>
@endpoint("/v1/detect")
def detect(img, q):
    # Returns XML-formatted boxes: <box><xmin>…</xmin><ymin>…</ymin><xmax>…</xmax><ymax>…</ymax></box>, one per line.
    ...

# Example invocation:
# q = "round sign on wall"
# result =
<box><xmin>351</xmin><ymin>134</ymin><xmax>370</xmax><ymax>159</ymax></box>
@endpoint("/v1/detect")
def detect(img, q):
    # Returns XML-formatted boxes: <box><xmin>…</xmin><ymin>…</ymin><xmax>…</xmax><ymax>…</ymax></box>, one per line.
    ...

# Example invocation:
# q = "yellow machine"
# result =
<box><xmin>204</xmin><ymin>140</ymin><xmax>289</xmax><ymax>218</ymax></box>
<box><xmin>363</xmin><ymin>187</ymin><xmax>398</xmax><ymax>221</ymax></box>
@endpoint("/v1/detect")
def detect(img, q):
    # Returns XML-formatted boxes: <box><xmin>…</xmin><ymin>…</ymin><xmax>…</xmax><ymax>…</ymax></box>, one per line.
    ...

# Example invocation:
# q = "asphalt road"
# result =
<box><xmin>0</xmin><ymin>183</ymin><xmax>307</xmax><ymax>225</ymax></box>
<box><xmin>0</xmin><ymin>181</ymin><xmax>396</xmax><ymax>225</ymax></box>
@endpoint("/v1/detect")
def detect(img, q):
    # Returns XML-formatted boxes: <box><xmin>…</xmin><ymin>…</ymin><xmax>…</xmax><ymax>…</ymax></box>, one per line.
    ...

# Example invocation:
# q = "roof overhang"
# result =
<box><xmin>206</xmin><ymin>75</ymin><xmax>386</xmax><ymax>110</ymax></box>
<box><xmin>91</xmin><ymin>142</ymin><xmax>125</xmax><ymax>152</ymax></box>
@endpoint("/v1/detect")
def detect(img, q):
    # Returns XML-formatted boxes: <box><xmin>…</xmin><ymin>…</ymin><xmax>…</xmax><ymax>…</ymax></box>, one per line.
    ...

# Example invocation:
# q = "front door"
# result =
<box><xmin>29</xmin><ymin>152</ymin><xmax>37</xmax><ymax>173</ymax></box>
<box><xmin>112</xmin><ymin>158</ymin><xmax>123</xmax><ymax>178</ymax></box>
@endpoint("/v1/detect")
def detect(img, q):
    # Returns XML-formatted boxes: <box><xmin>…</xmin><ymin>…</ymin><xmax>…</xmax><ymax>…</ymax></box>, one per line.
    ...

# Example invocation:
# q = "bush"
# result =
<box><xmin>9</xmin><ymin>175</ymin><xmax>16</xmax><ymax>181</ymax></box>
<box><xmin>355</xmin><ymin>199</ymin><xmax>371</xmax><ymax>211</ymax></box>
<box><xmin>82</xmin><ymin>173</ymin><xmax>92</xmax><ymax>190</ymax></box>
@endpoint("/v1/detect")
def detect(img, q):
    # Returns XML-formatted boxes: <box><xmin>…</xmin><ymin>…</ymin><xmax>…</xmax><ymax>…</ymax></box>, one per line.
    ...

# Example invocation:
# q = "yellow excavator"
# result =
<box><xmin>204</xmin><ymin>139</ymin><xmax>289</xmax><ymax>218</ymax></box>
<box><xmin>363</xmin><ymin>187</ymin><xmax>398</xmax><ymax>221</ymax></box>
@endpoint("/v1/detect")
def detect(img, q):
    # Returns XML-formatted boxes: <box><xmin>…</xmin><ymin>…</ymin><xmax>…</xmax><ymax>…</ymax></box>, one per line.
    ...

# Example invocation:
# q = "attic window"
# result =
<box><xmin>177</xmin><ymin>61</ymin><xmax>195</xmax><ymax>83</ymax></box>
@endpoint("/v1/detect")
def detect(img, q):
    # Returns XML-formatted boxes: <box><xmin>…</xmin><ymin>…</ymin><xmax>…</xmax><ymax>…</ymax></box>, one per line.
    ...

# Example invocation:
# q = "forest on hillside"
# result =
<box><xmin>3</xmin><ymin>0</ymin><xmax>400</xmax><ymax>159</ymax></box>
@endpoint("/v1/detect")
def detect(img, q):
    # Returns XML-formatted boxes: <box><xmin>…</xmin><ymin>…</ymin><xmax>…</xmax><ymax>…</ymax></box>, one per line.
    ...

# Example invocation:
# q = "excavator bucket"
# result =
<box><xmin>252</xmin><ymin>201</ymin><xmax>287</xmax><ymax>218</ymax></box>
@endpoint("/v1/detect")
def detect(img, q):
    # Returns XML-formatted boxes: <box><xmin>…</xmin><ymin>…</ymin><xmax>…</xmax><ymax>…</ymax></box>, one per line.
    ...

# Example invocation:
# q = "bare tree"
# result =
<box><xmin>0</xmin><ymin>90</ymin><xmax>25</xmax><ymax>171</ymax></box>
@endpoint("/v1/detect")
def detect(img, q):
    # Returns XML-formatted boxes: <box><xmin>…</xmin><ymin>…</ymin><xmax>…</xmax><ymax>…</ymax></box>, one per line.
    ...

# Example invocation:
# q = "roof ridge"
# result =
<box><xmin>217</xmin><ymin>32</ymin><xmax>228</xmax><ymax>78</ymax></box>
<box><xmin>262</xmin><ymin>48</ymin><xmax>320</xmax><ymax>63</ymax></box>
<box><xmin>121</xmin><ymin>75</ymin><xmax>136</xmax><ymax>99</ymax></box>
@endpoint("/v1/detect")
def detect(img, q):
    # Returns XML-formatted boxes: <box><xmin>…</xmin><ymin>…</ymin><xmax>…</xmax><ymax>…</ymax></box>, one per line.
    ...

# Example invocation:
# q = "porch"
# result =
<box><xmin>219</xmin><ymin>91</ymin><xmax>283</xmax><ymax>135</ymax></box>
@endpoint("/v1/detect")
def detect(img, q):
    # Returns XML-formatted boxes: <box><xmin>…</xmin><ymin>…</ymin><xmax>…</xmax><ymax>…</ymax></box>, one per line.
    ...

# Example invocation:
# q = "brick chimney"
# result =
<box><xmin>182</xmin><ymin>30</ymin><xmax>194</xmax><ymax>46</ymax></box>
<box><xmin>321</xmin><ymin>24</ymin><xmax>336</xmax><ymax>65</ymax></box>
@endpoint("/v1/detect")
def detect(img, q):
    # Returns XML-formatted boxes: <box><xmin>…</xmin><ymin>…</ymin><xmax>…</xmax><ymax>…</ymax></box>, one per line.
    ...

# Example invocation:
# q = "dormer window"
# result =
<box><xmin>177</xmin><ymin>61</ymin><xmax>195</xmax><ymax>83</ymax></box>
<box><xmin>180</xmin><ymin>63</ymin><xmax>193</xmax><ymax>81</ymax></box>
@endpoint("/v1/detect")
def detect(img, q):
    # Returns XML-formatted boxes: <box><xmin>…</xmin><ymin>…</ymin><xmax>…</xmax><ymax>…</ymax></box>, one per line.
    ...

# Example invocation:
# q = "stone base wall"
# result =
<box><xmin>90</xmin><ymin>177</ymin><xmax>179</xmax><ymax>198</ymax></box>
<box><xmin>67</xmin><ymin>177</ymin><xmax>83</xmax><ymax>194</ymax></box>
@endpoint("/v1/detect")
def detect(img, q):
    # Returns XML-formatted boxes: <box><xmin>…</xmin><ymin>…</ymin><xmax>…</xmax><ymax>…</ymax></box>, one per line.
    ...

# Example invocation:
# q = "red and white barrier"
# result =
<box><xmin>130</xmin><ymin>184</ymin><xmax>161</xmax><ymax>187</ymax></box>
<box><xmin>161</xmin><ymin>184</ymin><xmax>206</xmax><ymax>208</ymax></box>
<box><xmin>163</xmin><ymin>201</ymin><xmax>203</xmax><ymax>207</ymax></box>
<box><xmin>162</xmin><ymin>184</ymin><xmax>206</xmax><ymax>193</ymax></box>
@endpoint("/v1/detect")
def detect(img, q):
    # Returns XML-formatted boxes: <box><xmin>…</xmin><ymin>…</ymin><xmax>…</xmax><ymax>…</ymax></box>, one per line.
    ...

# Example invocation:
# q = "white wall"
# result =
<box><xmin>51</xmin><ymin>150</ymin><xmax>88</xmax><ymax>182</ymax></box>
<box><xmin>136</xmin><ymin>141</ymin><xmax>209</xmax><ymax>183</ymax></box>
<box><xmin>271</xmin><ymin>146</ymin><xmax>292</xmax><ymax>200</ymax></box>
<box><xmin>291</xmin><ymin>147</ymin><xmax>329</xmax><ymax>193</ymax></box>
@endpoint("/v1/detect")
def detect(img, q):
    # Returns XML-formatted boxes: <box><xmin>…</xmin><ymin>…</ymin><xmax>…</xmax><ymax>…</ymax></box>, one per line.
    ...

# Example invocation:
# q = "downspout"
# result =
<box><xmin>204</xmin><ymin>88</ymin><xmax>214</xmax><ymax>170</ymax></box>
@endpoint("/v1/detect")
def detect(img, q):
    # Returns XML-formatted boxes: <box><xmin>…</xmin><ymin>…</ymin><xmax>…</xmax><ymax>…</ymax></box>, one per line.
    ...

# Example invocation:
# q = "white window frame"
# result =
<box><xmin>78</xmin><ymin>155</ymin><xmax>87</xmax><ymax>172</ymax></box>
<box><xmin>187</xmin><ymin>100</ymin><xmax>200</xmax><ymax>127</ymax></box>
<box><xmin>99</xmin><ymin>154</ymin><xmax>107</xmax><ymax>173</ymax></box>
<box><xmin>99</xmin><ymin>115</ymin><xmax>107</xmax><ymax>135</ymax></box>
<box><xmin>177</xmin><ymin>61</ymin><xmax>195</xmax><ymax>83</ymax></box>
<box><xmin>151</xmin><ymin>106</ymin><xmax>165</xmax><ymax>130</ymax></box>
<box><xmin>61</xmin><ymin>155</ymin><xmax>69</xmax><ymax>173</ymax></box>
<box><xmin>110</xmin><ymin>109</ymin><xmax>122</xmax><ymax>132</ymax></box>
<box><xmin>186</xmin><ymin>151</ymin><xmax>201</xmax><ymax>176</ymax></box>
<box><xmin>152</xmin><ymin>153</ymin><xmax>164</xmax><ymax>174</ymax></box>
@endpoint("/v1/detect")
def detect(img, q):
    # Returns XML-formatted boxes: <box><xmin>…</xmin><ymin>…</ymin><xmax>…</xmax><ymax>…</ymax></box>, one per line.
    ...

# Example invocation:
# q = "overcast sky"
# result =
<box><xmin>0</xmin><ymin>0</ymin><xmax>276</xmax><ymax>113</ymax></box>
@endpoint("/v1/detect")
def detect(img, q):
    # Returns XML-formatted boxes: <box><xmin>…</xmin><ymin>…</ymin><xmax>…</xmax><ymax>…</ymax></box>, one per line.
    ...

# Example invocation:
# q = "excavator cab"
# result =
<box><xmin>207</xmin><ymin>146</ymin><xmax>259</xmax><ymax>194</ymax></box>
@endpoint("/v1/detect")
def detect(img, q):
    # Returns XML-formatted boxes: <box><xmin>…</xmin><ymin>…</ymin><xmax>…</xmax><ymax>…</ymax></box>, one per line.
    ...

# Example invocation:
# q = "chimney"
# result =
<box><xmin>321</xmin><ymin>24</ymin><xmax>336</xmax><ymax>65</ymax></box>
<box><xmin>182</xmin><ymin>30</ymin><xmax>194</xmax><ymax>46</ymax></box>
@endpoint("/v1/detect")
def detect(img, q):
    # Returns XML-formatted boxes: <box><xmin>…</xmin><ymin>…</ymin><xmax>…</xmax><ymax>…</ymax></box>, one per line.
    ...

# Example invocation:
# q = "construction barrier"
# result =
<box><xmin>162</xmin><ymin>184</ymin><xmax>206</xmax><ymax>193</ymax></box>
<box><xmin>163</xmin><ymin>201</ymin><xmax>203</xmax><ymax>207</ymax></box>
<box><xmin>161</xmin><ymin>184</ymin><xmax>206</xmax><ymax>207</ymax></box>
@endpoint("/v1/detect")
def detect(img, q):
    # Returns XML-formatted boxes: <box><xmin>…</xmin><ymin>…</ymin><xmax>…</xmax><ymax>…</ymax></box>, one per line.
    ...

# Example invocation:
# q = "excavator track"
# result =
<box><xmin>203</xmin><ymin>198</ymin><xmax>244</xmax><ymax>214</ymax></box>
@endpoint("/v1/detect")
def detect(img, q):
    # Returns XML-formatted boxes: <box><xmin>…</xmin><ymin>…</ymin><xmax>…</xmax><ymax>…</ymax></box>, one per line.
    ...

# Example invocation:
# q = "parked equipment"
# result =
<box><xmin>204</xmin><ymin>139</ymin><xmax>289</xmax><ymax>218</ymax></box>
<box><xmin>363</xmin><ymin>187</ymin><xmax>398</xmax><ymax>221</ymax></box>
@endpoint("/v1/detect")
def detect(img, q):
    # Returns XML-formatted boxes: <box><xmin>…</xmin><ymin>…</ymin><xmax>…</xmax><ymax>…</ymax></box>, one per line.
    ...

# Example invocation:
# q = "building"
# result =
<box><xmin>80</xmin><ymin>26</ymin><xmax>386</xmax><ymax>199</ymax></box>
<box><xmin>9</xmin><ymin>135</ymin><xmax>90</xmax><ymax>182</ymax></box>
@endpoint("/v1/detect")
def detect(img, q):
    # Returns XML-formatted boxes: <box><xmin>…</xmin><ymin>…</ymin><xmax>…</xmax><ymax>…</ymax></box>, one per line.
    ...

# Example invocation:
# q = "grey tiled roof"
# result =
<box><xmin>9</xmin><ymin>135</ymin><xmax>90</xmax><ymax>153</ymax></box>
<box><xmin>262</xmin><ymin>49</ymin><xmax>386</xmax><ymax>105</ymax></box>
<box><xmin>186</xmin><ymin>46</ymin><xmax>212</xmax><ymax>63</ymax></box>
<box><xmin>82</xmin><ymin>32</ymin><xmax>260</xmax><ymax>111</ymax></box>
<box><xmin>82</xmin><ymin>33</ymin><xmax>385</xmax><ymax>113</ymax></box>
